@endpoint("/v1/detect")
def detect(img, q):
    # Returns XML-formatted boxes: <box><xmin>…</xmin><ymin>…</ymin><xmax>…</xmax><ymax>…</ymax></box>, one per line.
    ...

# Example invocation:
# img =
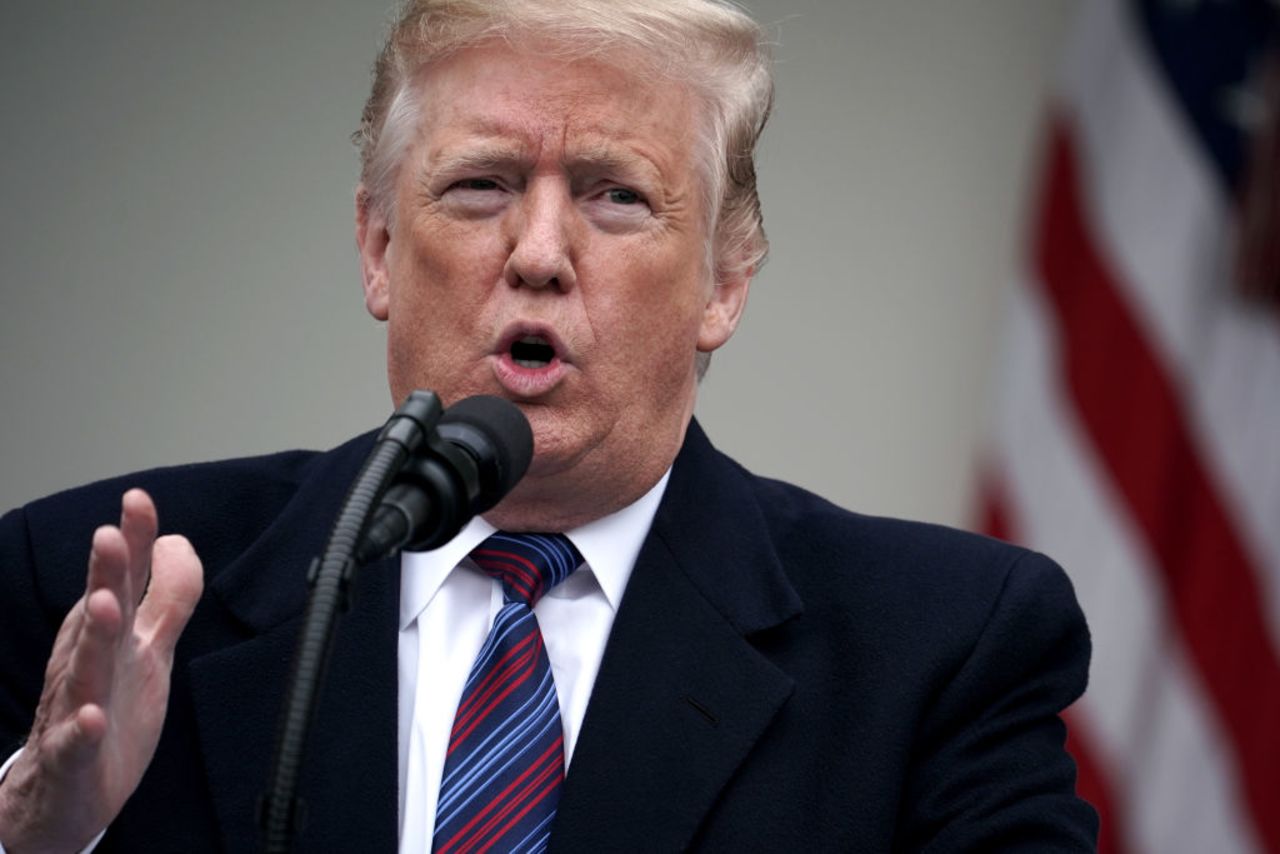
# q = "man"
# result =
<box><xmin>0</xmin><ymin>0</ymin><xmax>1098</xmax><ymax>851</ymax></box>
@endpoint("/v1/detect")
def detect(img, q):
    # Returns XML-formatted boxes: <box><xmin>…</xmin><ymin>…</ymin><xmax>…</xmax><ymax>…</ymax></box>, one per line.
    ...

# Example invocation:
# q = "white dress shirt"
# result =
<box><xmin>396</xmin><ymin>471</ymin><xmax>669</xmax><ymax>852</ymax></box>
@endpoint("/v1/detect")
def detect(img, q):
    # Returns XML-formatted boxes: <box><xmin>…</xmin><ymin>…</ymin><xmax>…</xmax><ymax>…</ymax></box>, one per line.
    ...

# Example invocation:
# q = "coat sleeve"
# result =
<box><xmin>0</xmin><ymin>507</ymin><xmax>60</xmax><ymax>760</ymax></box>
<box><xmin>896</xmin><ymin>550</ymin><xmax>1099</xmax><ymax>852</ymax></box>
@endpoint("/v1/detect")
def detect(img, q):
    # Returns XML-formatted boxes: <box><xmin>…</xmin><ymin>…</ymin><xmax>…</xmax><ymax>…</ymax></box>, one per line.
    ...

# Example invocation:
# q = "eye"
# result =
<box><xmin>450</xmin><ymin>178</ymin><xmax>501</xmax><ymax>192</ymax></box>
<box><xmin>437</xmin><ymin>176</ymin><xmax>509</xmax><ymax>216</ymax></box>
<box><xmin>605</xmin><ymin>187</ymin><xmax>643</xmax><ymax>205</ymax></box>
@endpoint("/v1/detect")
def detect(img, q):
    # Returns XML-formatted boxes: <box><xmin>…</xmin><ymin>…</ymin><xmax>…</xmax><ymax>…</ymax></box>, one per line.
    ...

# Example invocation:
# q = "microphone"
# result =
<box><xmin>356</xmin><ymin>395</ymin><xmax>533</xmax><ymax>562</ymax></box>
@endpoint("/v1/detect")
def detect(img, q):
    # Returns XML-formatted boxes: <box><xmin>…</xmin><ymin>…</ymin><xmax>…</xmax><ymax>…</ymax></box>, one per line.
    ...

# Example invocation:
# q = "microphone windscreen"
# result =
<box><xmin>438</xmin><ymin>395</ymin><xmax>533</xmax><ymax>504</ymax></box>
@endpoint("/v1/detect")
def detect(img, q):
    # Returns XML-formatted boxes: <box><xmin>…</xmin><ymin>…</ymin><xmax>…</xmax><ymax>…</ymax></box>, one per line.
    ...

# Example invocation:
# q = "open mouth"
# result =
<box><xmin>510</xmin><ymin>334</ymin><xmax>556</xmax><ymax>369</ymax></box>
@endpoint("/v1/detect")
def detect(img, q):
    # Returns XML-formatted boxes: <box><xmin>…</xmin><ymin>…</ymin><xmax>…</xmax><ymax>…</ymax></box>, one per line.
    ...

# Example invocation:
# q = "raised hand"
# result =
<box><xmin>0</xmin><ymin>490</ymin><xmax>203</xmax><ymax>853</ymax></box>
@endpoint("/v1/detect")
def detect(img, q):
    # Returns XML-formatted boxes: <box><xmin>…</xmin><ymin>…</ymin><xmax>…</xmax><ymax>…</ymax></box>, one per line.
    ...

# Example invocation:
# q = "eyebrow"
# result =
<box><xmin>562</xmin><ymin>143</ymin><xmax>661</xmax><ymax>184</ymax></box>
<box><xmin>423</xmin><ymin>144</ymin><xmax>531</xmax><ymax>178</ymax></box>
<box><xmin>422</xmin><ymin>137</ymin><xmax>662</xmax><ymax>186</ymax></box>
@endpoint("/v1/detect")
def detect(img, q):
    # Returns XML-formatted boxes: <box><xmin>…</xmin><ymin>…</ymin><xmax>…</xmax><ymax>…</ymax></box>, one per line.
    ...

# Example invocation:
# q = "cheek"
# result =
<box><xmin>631</xmin><ymin>244</ymin><xmax>710</xmax><ymax>333</ymax></box>
<box><xmin>586</xmin><ymin>245</ymin><xmax>709</xmax><ymax>371</ymax></box>
<box><xmin>383</xmin><ymin>224</ymin><xmax>504</xmax><ymax>397</ymax></box>
<box><xmin>389</xmin><ymin>221</ymin><xmax>503</xmax><ymax>318</ymax></box>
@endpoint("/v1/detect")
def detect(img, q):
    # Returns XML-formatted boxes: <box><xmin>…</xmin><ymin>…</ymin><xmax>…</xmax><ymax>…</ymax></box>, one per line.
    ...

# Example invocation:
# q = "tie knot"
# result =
<box><xmin>469</xmin><ymin>531</ymin><xmax>582</xmax><ymax>607</ymax></box>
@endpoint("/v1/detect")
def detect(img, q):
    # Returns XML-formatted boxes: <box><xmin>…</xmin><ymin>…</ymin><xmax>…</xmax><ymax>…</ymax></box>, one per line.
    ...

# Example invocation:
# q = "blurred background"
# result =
<box><xmin>0</xmin><ymin>1</ymin><xmax>1275</xmax><ymax>852</ymax></box>
<box><xmin>0</xmin><ymin>0</ymin><xmax>1070</xmax><ymax>522</ymax></box>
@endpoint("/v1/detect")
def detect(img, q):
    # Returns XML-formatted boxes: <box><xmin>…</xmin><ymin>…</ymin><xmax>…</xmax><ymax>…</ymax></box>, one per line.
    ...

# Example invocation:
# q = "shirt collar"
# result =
<box><xmin>399</xmin><ymin>469</ymin><xmax>670</xmax><ymax>630</ymax></box>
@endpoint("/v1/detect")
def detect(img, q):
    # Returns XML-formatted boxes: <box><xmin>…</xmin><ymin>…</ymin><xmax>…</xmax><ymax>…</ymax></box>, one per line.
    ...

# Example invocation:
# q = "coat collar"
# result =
<box><xmin>206</xmin><ymin>430</ymin><xmax>381</xmax><ymax>633</ymax></box>
<box><xmin>551</xmin><ymin>419</ymin><xmax>803</xmax><ymax>851</ymax></box>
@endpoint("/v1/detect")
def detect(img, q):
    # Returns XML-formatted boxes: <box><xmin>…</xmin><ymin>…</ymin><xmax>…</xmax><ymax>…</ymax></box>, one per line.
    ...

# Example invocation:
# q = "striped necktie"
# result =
<box><xmin>432</xmin><ymin>532</ymin><xmax>582</xmax><ymax>854</ymax></box>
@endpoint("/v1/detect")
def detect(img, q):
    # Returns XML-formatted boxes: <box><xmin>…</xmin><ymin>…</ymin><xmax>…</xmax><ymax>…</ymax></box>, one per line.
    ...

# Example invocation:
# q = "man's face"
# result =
<box><xmin>357</xmin><ymin>44</ymin><xmax>750</xmax><ymax>529</ymax></box>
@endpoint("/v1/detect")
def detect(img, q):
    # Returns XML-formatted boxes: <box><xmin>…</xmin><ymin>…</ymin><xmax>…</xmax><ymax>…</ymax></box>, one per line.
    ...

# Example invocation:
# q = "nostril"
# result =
<box><xmin>517</xmin><ymin>274</ymin><xmax>560</xmax><ymax>290</ymax></box>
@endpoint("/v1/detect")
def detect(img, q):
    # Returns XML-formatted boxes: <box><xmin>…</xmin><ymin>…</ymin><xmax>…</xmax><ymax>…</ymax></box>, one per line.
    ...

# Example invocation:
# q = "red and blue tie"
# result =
<box><xmin>432</xmin><ymin>532</ymin><xmax>582</xmax><ymax>854</ymax></box>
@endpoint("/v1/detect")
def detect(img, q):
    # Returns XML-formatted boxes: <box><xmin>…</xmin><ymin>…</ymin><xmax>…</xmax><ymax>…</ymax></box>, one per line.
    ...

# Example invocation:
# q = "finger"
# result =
<box><xmin>73</xmin><ymin>703</ymin><xmax>109</xmax><ymax>749</ymax></box>
<box><xmin>119</xmin><ymin>489</ymin><xmax>158</xmax><ymax>612</ymax></box>
<box><xmin>61</xmin><ymin>588</ymin><xmax>123</xmax><ymax>711</ymax></box>
<box><xmin>36</xmin><ymin>702</ymin><xmax>108</xmax><ymax>772</ymax></box>
<box><xmin>85</xmin><ymin>525</ymin><xmax>131</xmax><ymax>628</ymax></box>
<box><xmin>135</xmin><ymin>535</ymin><xmax>203</xmax><ymax>654</ymax></box>
<box><xmin>40</xmin><ymin>527</ymin><xmax>129</xmax><ymax>717</ymax></box>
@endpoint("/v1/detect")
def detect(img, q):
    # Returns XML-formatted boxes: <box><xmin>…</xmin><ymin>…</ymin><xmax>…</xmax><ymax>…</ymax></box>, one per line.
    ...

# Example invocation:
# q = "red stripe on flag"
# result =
<box><xmin>1034</xmin><ymin>117</ymin><xmax>1280</xmax><ymax>850</ymax></box>
<box><xmin>1064</xmin><ymin>707</ymin><xmax>1128</xmax><ymax>854</ymax></box>
<box><xmin>976</xmin><ymin>478</ymin><xmax>1127</xmax><ymax>854</ymax></box>
<box><xmin>974</xmin><ymin>470</ymin><xmax>1015</xmax><ymax>544</ymax></box>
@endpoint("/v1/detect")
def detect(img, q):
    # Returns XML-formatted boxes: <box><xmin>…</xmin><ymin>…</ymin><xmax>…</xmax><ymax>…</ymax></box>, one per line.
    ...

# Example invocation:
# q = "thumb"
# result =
<box><xmin>135</xmin><ymin>535</ymin><xmax>204</xmax><ymax>653</ymax></box>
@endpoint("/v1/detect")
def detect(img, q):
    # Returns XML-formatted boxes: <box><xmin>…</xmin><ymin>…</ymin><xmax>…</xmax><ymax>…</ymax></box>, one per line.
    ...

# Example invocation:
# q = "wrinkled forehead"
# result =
<box><xmin>402</xmin><ymin>43</ymin><xmax>707</xmax><ymax>193</ymax></box>
<box><xmin>423</xmin><ymin>41</ymin><xmax>694</xmax><ymax>122</ymax></box>
<box><xmin>442</xmin><ymin>63</ymin><xmax>671</xmax><ymax>123</ymax></box>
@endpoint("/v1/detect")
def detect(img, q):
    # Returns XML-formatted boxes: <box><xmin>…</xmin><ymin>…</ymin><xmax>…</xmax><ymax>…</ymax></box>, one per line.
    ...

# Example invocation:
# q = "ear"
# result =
<box><xmin>355</xmin><ymin>185</ymin><xmax>392</xmax><ymax>321</ymax></box>
<box><xmin>696</xmin><ymin>264</ymin><xmax>752</xmax><ymax>353</ymax></box>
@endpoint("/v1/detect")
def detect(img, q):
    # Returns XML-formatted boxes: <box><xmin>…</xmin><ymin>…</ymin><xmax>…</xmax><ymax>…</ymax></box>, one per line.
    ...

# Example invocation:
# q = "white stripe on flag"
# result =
<box><xmin>992</xmin><ymin>282</ymin><xmax>1262</xmax><ymax>854</ymax></box>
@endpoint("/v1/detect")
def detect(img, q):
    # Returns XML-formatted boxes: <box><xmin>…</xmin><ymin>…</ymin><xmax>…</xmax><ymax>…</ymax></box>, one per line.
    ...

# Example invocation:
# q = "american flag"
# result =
<box><xmin>980</xmin><ymin>0</ymin><xmax>1280</xmax><ymax>852</ymax></box>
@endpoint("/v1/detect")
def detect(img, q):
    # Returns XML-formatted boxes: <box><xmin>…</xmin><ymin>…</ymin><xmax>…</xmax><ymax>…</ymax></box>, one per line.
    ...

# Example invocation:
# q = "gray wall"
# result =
<box><xmin>0</xmin><ymin>1</ymin><xmax>1074</xmax><ymax>527</ymax></box>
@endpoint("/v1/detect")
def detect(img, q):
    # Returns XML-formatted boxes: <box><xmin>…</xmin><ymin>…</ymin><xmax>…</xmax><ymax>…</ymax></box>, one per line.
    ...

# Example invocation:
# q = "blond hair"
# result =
<box><xmin>354</xmin><ymin>0</ymin><xmax>773</xmax><ymax>286</ymax></box>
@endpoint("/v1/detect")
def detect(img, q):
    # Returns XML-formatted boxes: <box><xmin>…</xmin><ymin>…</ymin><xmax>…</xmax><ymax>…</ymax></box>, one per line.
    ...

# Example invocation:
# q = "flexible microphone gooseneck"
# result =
<box><xmin>260</xmin><ymin>391</ymin><xmax>532</xmax><ymax>853</ymax></box>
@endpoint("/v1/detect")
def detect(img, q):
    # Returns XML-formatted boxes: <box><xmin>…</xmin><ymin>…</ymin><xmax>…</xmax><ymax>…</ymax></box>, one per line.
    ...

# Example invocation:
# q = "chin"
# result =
<box><xmin>523</xmin><ymin>433</ymin><xmax>587</xmax><ymax>480</ymax></box>
<box><xmin>519</xmin><ymin>406</ymin><xmax>590</xmax><ymax>463</ymax></box>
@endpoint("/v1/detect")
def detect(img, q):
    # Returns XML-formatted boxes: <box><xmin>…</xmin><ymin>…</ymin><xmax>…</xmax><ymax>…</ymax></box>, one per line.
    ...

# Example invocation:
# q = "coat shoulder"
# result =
<box><xmin>723</xmin><ymin>456</ymin><xmax>1089</xmax><ymax>698</ymax></box>
<box><xmin>741</xmin><ymin>464</ymin><xmax>1069</xmax><ymax>617</ymax></box>
<box><xmin>5</xmin><ymin>433</ymin><xmax>374</xmax><ymax>609</ymax></box>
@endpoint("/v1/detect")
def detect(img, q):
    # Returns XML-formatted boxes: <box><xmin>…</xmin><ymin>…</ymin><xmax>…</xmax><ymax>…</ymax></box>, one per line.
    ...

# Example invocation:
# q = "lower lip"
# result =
<box><xmin>491</xmin><ymin>353</ymin><xmax>569</xmax><ymax>398</ymax></box>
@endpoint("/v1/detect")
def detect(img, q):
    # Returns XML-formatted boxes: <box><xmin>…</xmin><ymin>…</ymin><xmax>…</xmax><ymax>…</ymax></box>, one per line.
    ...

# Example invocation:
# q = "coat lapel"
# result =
<box><xmin>551</xmin><ymin>421</ymin><xmax>803</xmax><ymax>852</ymax></box>
<box><xmin>183</xmin><ymin>433</ymin><xmax>401</xmax><ymax>852</ymax></box>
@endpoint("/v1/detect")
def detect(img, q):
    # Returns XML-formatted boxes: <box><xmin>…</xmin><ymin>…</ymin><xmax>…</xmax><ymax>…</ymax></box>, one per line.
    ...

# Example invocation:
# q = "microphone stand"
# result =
<box><xmin>259</xmin><ymin>390</ymin><xmax>443</xmax><ymax>853</ymax></box>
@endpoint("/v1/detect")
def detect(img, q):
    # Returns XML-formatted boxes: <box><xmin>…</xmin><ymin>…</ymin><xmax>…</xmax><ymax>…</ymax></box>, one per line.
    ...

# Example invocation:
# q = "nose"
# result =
<box><xmin>502</xmin><ymin>181</ymin><xmax>577</xmax><ymax>292</ymax></box>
